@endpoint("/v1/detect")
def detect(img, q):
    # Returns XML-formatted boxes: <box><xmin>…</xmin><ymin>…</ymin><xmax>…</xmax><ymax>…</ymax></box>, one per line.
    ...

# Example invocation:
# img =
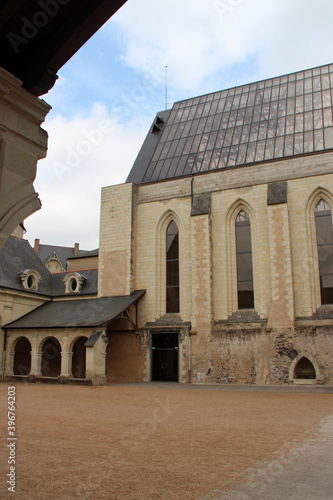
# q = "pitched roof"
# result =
<box><xmin>50</xmin><ymin>269</ymin><xmax>98</xmax><ymax>297</ymax></box>
<box><xmin>69</xmin><ymin>249</ymin><xmax>99</xmax><ymax>260</ymax></box>
<box><xmin>0</xmin><ymin>236</ymin><xmax>53</xmax><ymax>295</ymax></box>
<box><xmin>0</xmin><ymin>236</ymin><xmax>98</xmax><ymax>296</ymax></box>
<box><xmin>126</xmin><ymin>63</ymin><xmax>333</xmax><ymax>185</ymax></box>
<box><xmin>5</xmin><ymin>290</ymin><xmax>146</xmax><ymax>329</ymax></box>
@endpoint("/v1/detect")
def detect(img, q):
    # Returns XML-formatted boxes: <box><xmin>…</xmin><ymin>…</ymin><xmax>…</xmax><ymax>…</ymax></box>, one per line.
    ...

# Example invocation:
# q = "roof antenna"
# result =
<box><xmin>165</xmin><ymin>65</ymin><xmax>168</xmax><ymax>110</ymax></box>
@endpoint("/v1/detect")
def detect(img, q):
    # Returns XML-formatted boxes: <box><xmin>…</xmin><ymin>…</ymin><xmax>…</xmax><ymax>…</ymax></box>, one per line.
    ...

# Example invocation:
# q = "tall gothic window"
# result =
<box><xmin>166</xmin><ymin>221</ymin><xmax>180</xmax><ymax>313</ymax></box>
<box><xmin>235</xmin><ymin>210</ymin><xmax>254</xmax><ymax>309</ymax></box>
<box><xmin>315</xmin><ymin>199</ymin><xmax>333</xmax><ymax>304</ymax></box>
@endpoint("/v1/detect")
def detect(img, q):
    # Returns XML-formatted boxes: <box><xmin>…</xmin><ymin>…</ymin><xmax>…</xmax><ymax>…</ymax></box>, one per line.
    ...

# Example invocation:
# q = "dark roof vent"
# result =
<box><xmin>152</xmin><ymin>123</ymin><xmax>162</xmax><ymax>133</ymax></box>
<box><xmin>151</xmin><ymin>115</ymin><xmax>165</xmax><ymax>133</ymax></box>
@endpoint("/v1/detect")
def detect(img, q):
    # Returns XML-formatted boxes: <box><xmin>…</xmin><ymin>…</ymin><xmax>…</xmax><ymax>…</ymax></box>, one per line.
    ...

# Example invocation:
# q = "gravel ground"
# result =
<box><xmin>0</xmin><ymin>382</ymin><xmax>332</xmax><ymax>500</ymax></box>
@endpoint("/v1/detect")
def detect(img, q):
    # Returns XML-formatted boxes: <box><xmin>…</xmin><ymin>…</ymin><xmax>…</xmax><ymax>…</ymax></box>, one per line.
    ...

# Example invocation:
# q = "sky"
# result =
<box><xmin>24</xmin><ymin>0</ymin><xmax>333</xmax><ymax>250</ymax></box>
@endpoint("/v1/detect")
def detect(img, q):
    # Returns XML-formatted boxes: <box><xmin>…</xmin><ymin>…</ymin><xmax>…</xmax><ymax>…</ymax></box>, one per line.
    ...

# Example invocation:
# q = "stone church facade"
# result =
<box><xmin>2</xmin><ymin>62</ymin><xmax>333</xmax><ymax>385</ymax></box>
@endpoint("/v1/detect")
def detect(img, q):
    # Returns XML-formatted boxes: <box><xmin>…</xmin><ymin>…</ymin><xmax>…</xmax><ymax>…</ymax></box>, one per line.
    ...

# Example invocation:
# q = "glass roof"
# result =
<box><xmin>140</xmin><ymin>64</ymin><xmax>333</xmax><ymax>184</ymax></box>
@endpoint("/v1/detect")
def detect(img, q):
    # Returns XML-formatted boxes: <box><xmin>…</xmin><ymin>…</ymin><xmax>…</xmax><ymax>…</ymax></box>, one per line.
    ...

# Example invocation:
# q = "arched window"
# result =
<box><xmin>235</xmin><ymin>210</ymin><xmax>254</xmax><ymax>309</ymax></box>
<box><xmin>294</xmin><ymin>357</ymin><xmax>316</xmax><ymax>379</ymax></box>
<box><xmin>166</xmin><ymin>221</ymin><xmax>179</xmax><ymax>313</ymax></box>
<box><xmin>315</xmin><ymin>199</ymin><xmax>333</xmax><ymax>304</ymax></box>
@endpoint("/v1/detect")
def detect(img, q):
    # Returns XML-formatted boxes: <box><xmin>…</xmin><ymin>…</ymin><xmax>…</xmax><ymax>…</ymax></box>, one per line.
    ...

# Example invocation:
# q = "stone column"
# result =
<box><xmin>85</xmin><ymin>330</ymin><xmax>108</xmax><ymax>385</ymax></box>
<box><xmin>30</xmin><ymin>349</ymin><xmax>42</xmax><ymax>376</ymax></box>
<box><xmin>0</xmin><ymin>67</ymin><xmax>51</xmax><ymax>249</ymax></box>
<box><xmin>60</xmin><ymin>351</ymin><xmax>73</xmax><ymax>377</ymax></box>
<box><xmin>5</xmin><ymin>348</ymin><xmax>15</xmax><ymax>376</ymax></box>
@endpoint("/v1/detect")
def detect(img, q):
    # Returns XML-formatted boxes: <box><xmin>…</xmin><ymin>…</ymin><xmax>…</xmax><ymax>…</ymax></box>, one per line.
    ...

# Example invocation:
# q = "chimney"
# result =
<box><xmin>34</xmin><ymin>238</ymin><xmax>40</xmax><ymax>253</ymax></box>
<box><xmin>74</xmin><ymin>243</ymin><xmax>79</xmax><ymax>255</ymax></box>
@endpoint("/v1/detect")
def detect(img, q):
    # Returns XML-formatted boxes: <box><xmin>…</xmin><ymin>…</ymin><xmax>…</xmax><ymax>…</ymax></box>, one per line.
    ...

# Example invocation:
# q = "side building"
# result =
<box><xmin>0</xmin><ymin>236</ymin><xmax>144</xmax><ymax>384</ymax></box>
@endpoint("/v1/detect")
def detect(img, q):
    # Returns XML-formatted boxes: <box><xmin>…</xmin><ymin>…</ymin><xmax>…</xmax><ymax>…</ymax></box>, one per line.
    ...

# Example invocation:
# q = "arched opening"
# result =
<box><xmin>41</xmin><ymin>337</ymin><xmax>61</xmax><ymax>377</ymax></box>
<box><xmin>13</xmin><ymin>337</ymin><xmax>31</xmax><ymax>375</ymax></box>
<box><xmin>294</xmin><ymin>357</ymin><xmax>316</xmax><ymax>379</ymax></box>
<box><xmin>72</xmin><ymin>337</ymin><xmax>87</xmax><ymax>379</ymax></box>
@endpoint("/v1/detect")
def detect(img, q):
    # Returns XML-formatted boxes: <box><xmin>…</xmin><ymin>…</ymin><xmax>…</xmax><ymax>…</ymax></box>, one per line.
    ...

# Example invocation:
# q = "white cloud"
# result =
<box><xmin>25</xmin><ymin>103</ymin><xmax>150</xmax><ymax>249</ymax></box>
<box><xmin>24</xmin><ymin>0</ymin><xmax>333</xmax><ymax>250</ymax></box>
<box><xmin>112</xmin><ymin>0</ymin><xmax>333</xmax><ymax>94</ymax></box>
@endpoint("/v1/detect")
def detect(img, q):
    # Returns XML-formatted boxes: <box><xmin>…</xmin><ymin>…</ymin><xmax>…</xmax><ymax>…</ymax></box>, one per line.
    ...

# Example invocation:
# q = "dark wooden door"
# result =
<box><xmin>152</xmin><ymin>333</ymin><xmax>179</xmax><ymax>382</ymax></box>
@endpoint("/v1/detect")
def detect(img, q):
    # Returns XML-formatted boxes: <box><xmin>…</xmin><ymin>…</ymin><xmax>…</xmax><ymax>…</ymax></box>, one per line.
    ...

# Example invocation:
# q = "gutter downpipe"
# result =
<box><xmin>1</xmin><ymin>328</ymin><xmax>7</xmax><ymax>382</ymax></box>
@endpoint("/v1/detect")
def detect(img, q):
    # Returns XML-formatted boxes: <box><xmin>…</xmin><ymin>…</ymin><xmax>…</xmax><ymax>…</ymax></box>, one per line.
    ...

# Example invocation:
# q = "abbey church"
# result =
<box><xmin>1</xmin><ymin>62</ymin><xmax>333</xmax><ymax>385</ymax></box>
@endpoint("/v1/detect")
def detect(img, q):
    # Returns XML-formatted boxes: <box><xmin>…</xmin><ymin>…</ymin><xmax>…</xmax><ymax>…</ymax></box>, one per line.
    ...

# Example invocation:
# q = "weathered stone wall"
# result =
<box><xmin>199</xmin><ymin>327</ymin><xmax>272</xmax><ymax>385</ymax></box>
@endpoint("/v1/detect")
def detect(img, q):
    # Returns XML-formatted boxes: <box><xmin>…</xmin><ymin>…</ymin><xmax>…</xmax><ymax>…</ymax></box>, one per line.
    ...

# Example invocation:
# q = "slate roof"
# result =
<box><xmin>50</xmin><ymin>269</ymin><xmax>98</xmax><ymax>297</ymax></box>
<box><xmin>126</xmin><ymin>63</ymin><xmax>333</xmax><ymax>185</ymax></box>
<box><xmin>69</xmin><ymin>249</ymin><xmax>99</xmax><ymax>260</ymax></box>
<box><xmin>5</xmin><ymin>290</ymin><xmax>146</xmax><ymax>329</ymax></box>
<box><xmin>0</xmin><ymin>237</ymin><xmax>98</xmax><ymax>296</ymax></box>
<box><xmin>0</xmin><ymin>236</ymin><xmax>53</xmax><ymax>295</ymax></box>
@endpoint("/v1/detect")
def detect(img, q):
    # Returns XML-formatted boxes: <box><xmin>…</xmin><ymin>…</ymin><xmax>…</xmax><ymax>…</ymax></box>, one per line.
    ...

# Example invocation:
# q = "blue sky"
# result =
<box><xmin>25</xmin><ymin>0</ymin><xmax>333</xmax><ymax>250</ymax></box>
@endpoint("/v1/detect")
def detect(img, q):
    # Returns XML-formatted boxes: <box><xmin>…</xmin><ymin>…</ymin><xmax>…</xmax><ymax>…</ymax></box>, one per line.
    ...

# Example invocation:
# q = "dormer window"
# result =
<box><xmin>63</xmin><ymin>272</ymin><xmax>85</xmax><ymax>294</ymax></box>
<box><xmin>19</xmin><ymin>269</ymin><xmax>42</xmax><ymax>291</ymax></box>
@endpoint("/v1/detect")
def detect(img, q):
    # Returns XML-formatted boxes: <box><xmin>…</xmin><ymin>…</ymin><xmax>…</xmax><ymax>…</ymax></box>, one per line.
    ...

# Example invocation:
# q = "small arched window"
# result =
<box><xmin>166</xmin><ymin>221</ymin><xmax>179</xmax><ymax>313</ymax></box>
<box><xmin>294</xmin><ymin>357</ymin><xmax>316</xmax><ymax>379</ymax></box>
<box><xmin>235</xmin><ymin>210</ymin><xmax>254</xmax><ymax>309</ymax></box>
<box><xmin>315</xmin><ymin>199</ymin><xmax>333</xmax><ymax>304</ymax></box>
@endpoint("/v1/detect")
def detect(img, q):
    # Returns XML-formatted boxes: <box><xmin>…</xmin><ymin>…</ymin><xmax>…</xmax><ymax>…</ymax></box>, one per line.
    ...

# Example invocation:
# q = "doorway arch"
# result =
<box><xmin>72</xmin><ymin>337</ymin><xmax>87</xmax><ymax>379</ymax></box>
<box><xmin>41</xmin><ymin>337</ymin><xmax>61</xmax><ymax>377</ymax></box>
<box><xmin>13</xmin><ymin>337</ymin><xmax>31</xmax><ymax>375</ymax></box>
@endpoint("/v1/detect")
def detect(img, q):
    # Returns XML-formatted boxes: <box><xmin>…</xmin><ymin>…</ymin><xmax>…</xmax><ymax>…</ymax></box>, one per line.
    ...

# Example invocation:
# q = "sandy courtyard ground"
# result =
<box><xmin>0</xmin><ymin>382</ymin><xmax>333</xmax><ymax>500</ymax></box>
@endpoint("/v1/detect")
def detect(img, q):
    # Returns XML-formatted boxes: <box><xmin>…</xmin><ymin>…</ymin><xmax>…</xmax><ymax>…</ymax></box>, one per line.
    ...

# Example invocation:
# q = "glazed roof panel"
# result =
<box><xmin>126</xmin><ymin>63</ymin><xmax>333</xmax><ymax>184</ymax></box>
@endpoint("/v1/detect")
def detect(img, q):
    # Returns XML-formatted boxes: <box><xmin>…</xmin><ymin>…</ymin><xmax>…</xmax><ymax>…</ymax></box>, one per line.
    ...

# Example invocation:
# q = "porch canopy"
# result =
<box><xmin>4</xmin><ymin>290</ymin><xmax>145</xmax><ymax>329</ymax></box>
